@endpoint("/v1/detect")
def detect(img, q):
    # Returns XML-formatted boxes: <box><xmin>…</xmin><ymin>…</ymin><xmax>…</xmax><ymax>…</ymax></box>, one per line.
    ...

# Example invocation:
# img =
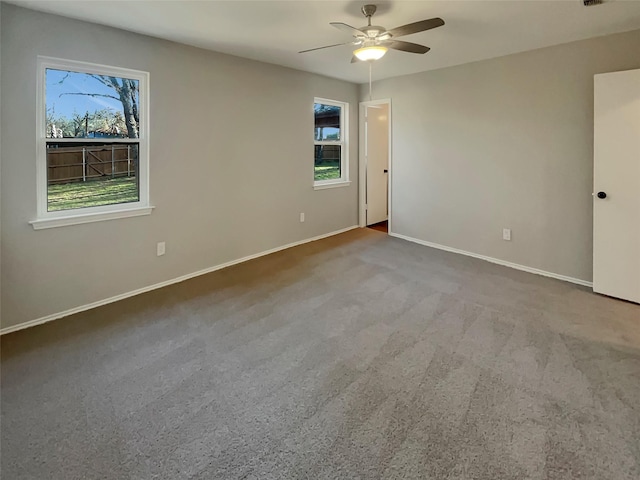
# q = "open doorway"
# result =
<box><xmin>359</xmin><ymin>99</ymin><xmax>391</xmax><ymax>233</ymax></box>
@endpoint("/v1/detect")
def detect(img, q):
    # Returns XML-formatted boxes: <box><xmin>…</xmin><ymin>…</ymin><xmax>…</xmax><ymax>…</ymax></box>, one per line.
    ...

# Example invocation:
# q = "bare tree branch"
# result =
<box><xmin>54</xmin><ymin>72</ymin><xmax>71</xmax><ymax>85</ymax></box>
<box><xmin>107</xmin><ymin>76</ymin><xmax>122</xmax><ymax>92</ymax></box>
<box><xmin>59</xmin><ymin>92</ymin><xmax>122</xmax><ymax>102</ymax></box>
<box><xmin>88</xmin><ymin>74</ymin><xmax>114</xmax><ymax>89</ymax></box>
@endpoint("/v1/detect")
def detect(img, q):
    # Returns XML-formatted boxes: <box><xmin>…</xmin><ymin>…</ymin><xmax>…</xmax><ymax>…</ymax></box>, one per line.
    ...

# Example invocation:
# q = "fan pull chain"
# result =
<box><xmin>369</xmin><ymin>62</ymin><xmax>373</xmax><ymax>101</ymax></box>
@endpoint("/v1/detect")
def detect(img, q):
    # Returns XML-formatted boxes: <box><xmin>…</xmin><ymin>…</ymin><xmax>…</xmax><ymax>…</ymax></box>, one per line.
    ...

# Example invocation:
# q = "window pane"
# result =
<box><xmin>314</xmin><ymin>145</ymin><xmax>341</xmax><ymax>181</ymax></box>
<box><xmin>46</xmin><ymin>68</ymin><xmax>140</xmax><ymax>139</ymax></box>
<box><xmin>46</xmin><ymin>142</ymin><xmax>139</xmax><ymax>211</ymax></box>
<box><xmin>314</xmin><ymin>103</ymin><xmax>341</xmax><ymax>141</ymax></box>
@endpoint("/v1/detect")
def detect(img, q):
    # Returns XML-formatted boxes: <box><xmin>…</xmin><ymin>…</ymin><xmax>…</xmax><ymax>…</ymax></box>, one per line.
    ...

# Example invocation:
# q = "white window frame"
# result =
<box><xmin>313</xmin><ymin>97</ymin><xmax>350</xmax><ymax>190</ymax></box>
<box><xmin>30</xmin><ymin>56</ymin><xmax>152</xmax><ymax>230</ymax></box>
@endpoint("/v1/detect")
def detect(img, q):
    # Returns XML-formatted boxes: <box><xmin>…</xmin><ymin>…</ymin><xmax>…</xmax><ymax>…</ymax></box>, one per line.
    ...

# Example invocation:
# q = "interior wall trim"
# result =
<box><xmin>0</xmin><ymin>225</ymin><xmax>360</xmax><ymax>336</ymax></box>
<box><xmin>389</xmin><ymin>232</ymin><xmax>593</xmax><ymax>288</ymax></box>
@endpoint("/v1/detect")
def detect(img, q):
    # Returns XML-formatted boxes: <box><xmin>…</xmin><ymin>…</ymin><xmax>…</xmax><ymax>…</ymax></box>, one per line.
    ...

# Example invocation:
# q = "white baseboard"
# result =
<box><xmin>389</xmin><ymin>232</ymin><xmax>593</xmax><ymax>288</ymax></box>
<box><xmin>1</xmin><ymin>225</ymin><xmax>360</xmax><ymax>336</ymax></box>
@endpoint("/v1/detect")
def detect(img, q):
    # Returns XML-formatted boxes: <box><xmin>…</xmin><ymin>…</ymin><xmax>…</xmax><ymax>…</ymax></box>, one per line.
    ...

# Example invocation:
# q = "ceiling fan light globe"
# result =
<box><xmin>354</xmin><ymin>46</ymin><xmax>388</xmax><ymax>61</ymax></box>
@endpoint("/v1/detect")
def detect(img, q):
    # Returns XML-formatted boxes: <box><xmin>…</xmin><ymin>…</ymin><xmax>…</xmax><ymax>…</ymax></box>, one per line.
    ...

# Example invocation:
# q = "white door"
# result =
<box><xmin>593</xmin><ymin>68</ymin><xmax>640</xmax><ymax>303</ymax></box>
<box><xmin>365</xmin><ymin>103</ymin><xmax>389</xmax><ymax>226</ymax></box>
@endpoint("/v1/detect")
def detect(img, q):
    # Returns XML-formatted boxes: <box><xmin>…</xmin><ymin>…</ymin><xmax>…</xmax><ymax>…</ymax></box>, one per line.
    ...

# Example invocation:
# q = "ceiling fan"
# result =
<box><xmin>299</xmin><ymin>4</ymin><xmax>444</xmax><ymax>63</ymax></box>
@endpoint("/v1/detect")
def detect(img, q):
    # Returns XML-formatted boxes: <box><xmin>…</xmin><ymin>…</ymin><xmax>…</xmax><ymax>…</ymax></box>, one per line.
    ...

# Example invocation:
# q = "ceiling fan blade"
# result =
<box><xmin>387</xmin><ymin>18</ymin><xmax>444</xmax><ymax>38</ymax></box>
<box><xmin>351</xmin><ymin>55</ymin><xmax>361</xmax><ymax>64</ymax></box>
<box><xmin>330</xmin><ymin>22</ymin><xmax>365</xmax><ymax>37</ymax></box>
<box><xmin>387</xmin><ymin>40</ymin><xmax>431</xmax><ymax>54</ymax></box>
<box><xmin>299</xmin><ymin>42</ymin><xmax>353</xmax><ymax>54</ymax></box>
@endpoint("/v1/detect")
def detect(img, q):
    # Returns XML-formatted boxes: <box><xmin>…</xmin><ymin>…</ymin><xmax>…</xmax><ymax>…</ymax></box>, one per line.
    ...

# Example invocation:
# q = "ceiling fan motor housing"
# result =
<box><xmin>361</xmin><ymin>26</ymin><xmax>387</xmax><ymax>38</ymax></box>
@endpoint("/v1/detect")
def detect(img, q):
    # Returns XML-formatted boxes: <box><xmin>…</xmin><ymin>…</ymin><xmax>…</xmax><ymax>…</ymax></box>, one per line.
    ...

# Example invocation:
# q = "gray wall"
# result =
<box><xmin>365</xmin><ymin>29</ymin><xmax>640</xmax><ymax>283</ymax></box>
<box><xmin>0</xmin><ymin>4</ymin><xmax>359</xmax><ymax>329</ymax></box>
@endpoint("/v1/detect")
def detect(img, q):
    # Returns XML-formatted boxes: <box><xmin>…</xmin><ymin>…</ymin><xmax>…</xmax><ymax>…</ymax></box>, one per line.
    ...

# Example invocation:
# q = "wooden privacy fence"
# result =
<box><xmin>314</xmin><ymin>144</ymin><xmax>341</xmax><ymax>163</ymax></box>
<box><xmin>47</xmin><ymin>144</ymin><xmax>137</xmax><ymax>184</ymax></box>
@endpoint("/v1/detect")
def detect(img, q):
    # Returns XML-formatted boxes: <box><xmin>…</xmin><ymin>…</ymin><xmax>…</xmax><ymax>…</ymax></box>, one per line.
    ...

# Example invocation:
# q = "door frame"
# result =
<box><xmin>359</xmin><ymin>98</ymin><xmax>392</xmax><ymax>230</ymax></box>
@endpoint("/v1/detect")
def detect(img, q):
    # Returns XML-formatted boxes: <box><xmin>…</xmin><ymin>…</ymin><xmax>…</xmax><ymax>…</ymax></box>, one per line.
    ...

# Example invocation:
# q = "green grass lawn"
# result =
<box><xmin>48</xmin><ymin>176</ymin><xmax>139</xmax><ymax>211</ymax></box>
<box><xmin>49</xmin><ymin>163</ymin><xmax>337</xmax><ymax>212</ymax></box>
<box><xmin>314</xmin><ymin>161</ymin><xmax>341</xmax><ymax>181</ymax></box>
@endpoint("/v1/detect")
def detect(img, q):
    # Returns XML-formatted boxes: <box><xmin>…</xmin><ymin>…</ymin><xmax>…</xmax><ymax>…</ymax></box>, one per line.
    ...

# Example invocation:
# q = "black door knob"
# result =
<box><xmin>597</xmin><ymin>191</ymin><xmax>607</xmax><ymax>199</ymax></box>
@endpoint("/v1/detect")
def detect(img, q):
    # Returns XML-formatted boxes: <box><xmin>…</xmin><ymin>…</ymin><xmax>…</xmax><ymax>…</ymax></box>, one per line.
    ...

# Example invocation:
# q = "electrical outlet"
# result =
<box><xmin>157</xmin><ymin>241</ymin><xmax>166</xmax><ymax>256</ymax></box>
<box><xmin>502</xmin><ymin>228</ymin><xmax>511</xmax><ymax>241</ymax></box>
<box><xmin>300</xmin><ymin>212</ymin><xmax>305</xmax><ymax>223</ymax></box>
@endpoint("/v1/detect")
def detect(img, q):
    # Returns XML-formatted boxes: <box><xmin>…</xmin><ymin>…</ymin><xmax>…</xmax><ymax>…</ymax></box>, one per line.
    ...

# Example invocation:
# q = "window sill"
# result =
<box><xmin>30</xmin><ymin>205</ymin><xmax>154</xmax><ymax>230</ymax></box>
<box><xmin>313</xmin><ymin>180</ymin><xmax>351</xmax><ymax>191</ymax></box>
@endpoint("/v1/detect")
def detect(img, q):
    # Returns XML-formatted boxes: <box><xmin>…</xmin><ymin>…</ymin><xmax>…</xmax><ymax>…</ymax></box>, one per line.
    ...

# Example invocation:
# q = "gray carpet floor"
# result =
<box><xmin>2</xmin><ymin>228</ymin><xmax>640</xmax><ymax>480</ymax></box>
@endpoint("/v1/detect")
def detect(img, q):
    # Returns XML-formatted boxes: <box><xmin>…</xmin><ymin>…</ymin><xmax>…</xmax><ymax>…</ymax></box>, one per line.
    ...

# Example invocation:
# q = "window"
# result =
<box><xmin>314</xmin><ymin>98</ymin><xmax>349</xmax><ymax>189</ymax></box>
<box><xmin>31</xmin><ymin>57</ymin><xmax>151</xmax><ymax>229</ymax></box>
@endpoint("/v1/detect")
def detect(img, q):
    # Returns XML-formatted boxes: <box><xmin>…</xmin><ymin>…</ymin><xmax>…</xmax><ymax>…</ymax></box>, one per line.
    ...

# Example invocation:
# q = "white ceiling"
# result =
<box><xmin>8</xmin><ymin>0</ymin><xmax>640</xmax><ymax>84</ymax></box>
